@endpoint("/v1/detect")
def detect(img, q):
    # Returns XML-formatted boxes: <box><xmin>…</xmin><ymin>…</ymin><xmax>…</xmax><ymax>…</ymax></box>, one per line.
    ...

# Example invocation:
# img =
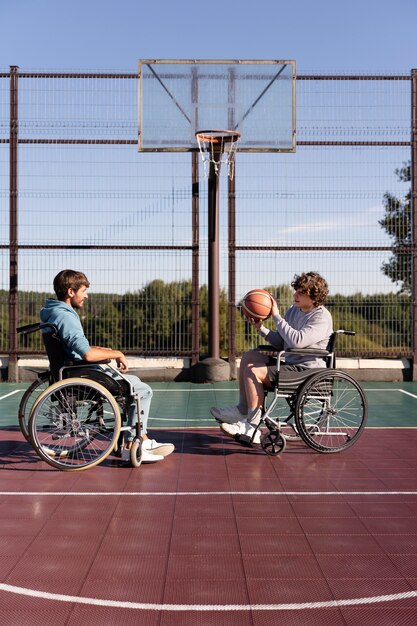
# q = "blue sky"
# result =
<box><xmin>1</xmin><ymin>0</ymin><xmax>415</xmax><ymax>297</ymax></box>
<box><xmin>1</xmin><ymin>0</ymin><xmax>416</xmax><ymax>73</ymax></box>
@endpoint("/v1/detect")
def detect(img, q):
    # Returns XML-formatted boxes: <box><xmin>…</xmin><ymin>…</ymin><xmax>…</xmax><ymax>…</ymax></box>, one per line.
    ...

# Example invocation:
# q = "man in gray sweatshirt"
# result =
<box><xmin>211</xmin><ymin>272</ymin><xmax>333</xmax><ymax>442</ymax></box>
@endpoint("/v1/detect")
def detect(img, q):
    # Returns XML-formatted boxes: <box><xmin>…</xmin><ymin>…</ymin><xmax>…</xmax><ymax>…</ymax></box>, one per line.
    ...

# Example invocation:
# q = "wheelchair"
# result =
<box><xmin>234</xmin><ymin>330</ymin><xmax>368</xmax><ymax>456</ymax></box>
<box><xmin>17</xmin><ymin>323</ymin><xmax>144</xmax><ymax>471</ymax></box>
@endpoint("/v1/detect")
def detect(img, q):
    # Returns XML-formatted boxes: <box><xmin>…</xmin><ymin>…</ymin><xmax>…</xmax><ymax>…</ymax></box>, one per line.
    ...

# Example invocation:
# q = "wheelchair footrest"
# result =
<box><xmin>235</xmin><ymin>433</ymin><xmax>258</xmax><ymax>447</ymax></box>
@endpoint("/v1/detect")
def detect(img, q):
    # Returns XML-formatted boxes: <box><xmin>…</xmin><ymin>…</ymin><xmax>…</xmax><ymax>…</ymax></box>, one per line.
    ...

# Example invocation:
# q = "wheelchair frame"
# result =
<box><xmin>234</xmin><ymin>330</ymin><xmax>368</xmax><ymax>455</ymax></box>
<box><xmin>17</xmin><ymin>323</ymin><xmax>144</xmax><ymax>471</ymax></box>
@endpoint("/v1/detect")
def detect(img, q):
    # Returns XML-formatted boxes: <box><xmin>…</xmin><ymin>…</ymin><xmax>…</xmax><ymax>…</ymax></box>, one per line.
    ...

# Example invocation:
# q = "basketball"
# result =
<box><xmin>241</xmin><ymin>289</ymin><xmax>273</xmax><ymax>321</ymax></box>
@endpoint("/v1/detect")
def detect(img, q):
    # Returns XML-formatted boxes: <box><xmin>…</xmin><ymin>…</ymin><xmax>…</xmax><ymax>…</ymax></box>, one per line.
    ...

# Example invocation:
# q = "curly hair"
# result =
<box><xmin>53</xmin><ymin>269</ymin><xmax>90</xmax><ymax>300</ymax></box>
<box><xmin>291</xmin><ymin>272</ymin><xmax>329</xmax><ymax>307</ymax></box>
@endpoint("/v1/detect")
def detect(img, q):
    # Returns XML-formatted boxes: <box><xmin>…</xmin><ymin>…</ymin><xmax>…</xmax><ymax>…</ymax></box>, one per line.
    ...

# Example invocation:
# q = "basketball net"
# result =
<box><xmin>195</xmin><ymin>130</ymin><xmax>241</xmax><ymax>180</ymax></box>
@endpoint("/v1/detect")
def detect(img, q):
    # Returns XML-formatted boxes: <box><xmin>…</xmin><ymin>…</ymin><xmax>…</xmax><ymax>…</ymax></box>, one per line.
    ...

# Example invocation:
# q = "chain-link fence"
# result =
<box><xmin>1</xmin><ymin>67</ymin><xmax>415</xmax><ymax>379</ymax></box>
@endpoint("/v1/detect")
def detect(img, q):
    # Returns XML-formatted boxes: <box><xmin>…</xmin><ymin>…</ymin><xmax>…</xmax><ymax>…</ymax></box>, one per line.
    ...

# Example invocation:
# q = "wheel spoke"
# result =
<box><xmin>29</xmin><ymin>378</ymin><xmax>120</xmax><ymax>470</ymax></box>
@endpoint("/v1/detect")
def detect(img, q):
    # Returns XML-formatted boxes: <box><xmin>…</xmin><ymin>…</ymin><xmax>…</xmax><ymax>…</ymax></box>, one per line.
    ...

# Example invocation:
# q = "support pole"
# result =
<box><xmin>8</xmin><ymin>66</ymin><xmax>19</xmax><ymax>382</ymax></box>
<box><xmin>191</xmin><ymin>146</ymin><xmax>230</xmax><ymax>382</ymax></box>
<box><xmin>411</xmin><ymin>69</ymin><xmax>417</xmax><ymax>380</ymax></box>
<box><xmin>228</xmin><ymin>168</ymin><xmax>237</xmax><ymax>378</ymax></box>
<box><xmin>191</xmin><ymin>151</ymin><xmax>200</xmax><ymax>366</ymax></box>
<box><xmin>207</xmin><ymin>152</ymin><xmax>220</xmax><ymax>360</ymax></box>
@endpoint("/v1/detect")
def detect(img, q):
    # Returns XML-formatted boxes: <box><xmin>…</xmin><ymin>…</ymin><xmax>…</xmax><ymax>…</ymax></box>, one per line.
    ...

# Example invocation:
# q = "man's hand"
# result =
<box><xmin>116</xmin><ymin>355</ymin><xmax>129</xmax><ymax>372</ymax></box>
<box><xmin>270</xmin><ymin>296</ymin><xmax>280</xmax><ymax>318</ymax></box>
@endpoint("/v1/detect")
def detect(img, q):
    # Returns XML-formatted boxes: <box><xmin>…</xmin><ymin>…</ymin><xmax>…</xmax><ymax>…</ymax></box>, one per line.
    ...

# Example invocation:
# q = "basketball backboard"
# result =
<box><xmin>138</xmin><ymin>59</ymin><xmax>296</xmax><ymax>152</ymax></box>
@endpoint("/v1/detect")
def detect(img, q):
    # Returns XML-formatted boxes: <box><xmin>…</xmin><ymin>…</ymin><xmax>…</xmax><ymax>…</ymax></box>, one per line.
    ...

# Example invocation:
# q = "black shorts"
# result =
<box><xmin>266</xmin><ymin>361</ymin><xmax>309</xmax><ymax>384</ymax></box>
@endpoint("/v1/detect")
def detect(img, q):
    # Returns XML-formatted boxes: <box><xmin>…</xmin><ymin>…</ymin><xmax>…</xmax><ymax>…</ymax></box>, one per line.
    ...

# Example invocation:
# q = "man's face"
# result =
<box><xmin>69</xmin><ymin>285</ymin><xmax>89</xmax><ymax>309</ymax></box>
<box><xmin>293</xmin><ymin>289</ymin><xmax>314</xmax><ymax>312</ymax></box>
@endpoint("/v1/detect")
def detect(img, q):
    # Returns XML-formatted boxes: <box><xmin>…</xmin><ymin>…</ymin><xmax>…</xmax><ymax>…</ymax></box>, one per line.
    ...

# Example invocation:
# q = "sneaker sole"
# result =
<box><xmin>220</xmin><ymin>425</ymin><xmax>261</xmax><ymax>446</ymax></box>
<box><xmin>146</xmin><ymin>444</ymin><xmax>175</xmax><ymax>457</ymax></box>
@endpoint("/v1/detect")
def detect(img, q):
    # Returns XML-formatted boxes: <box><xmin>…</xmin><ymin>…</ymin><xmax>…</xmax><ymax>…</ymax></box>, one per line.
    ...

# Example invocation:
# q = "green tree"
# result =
<box><xmin>379</xmin><ymin>162</ymin><xmax>412</xmax><ymax>294</ymax></box>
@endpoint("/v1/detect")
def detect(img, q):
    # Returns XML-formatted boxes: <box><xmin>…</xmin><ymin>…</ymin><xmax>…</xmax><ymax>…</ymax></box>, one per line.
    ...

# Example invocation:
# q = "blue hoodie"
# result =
<box><xmin>40</xmin><ymin>299</ymin><xmax>90</xmax><ymax>361</ymax></box>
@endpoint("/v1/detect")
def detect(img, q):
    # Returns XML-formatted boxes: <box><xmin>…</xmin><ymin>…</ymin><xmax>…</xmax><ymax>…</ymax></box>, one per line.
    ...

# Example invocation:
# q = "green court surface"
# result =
<box><xmin>1</xmin><ymin>380</ymin><xmax>416</xmax><ymax>431</ymax></box>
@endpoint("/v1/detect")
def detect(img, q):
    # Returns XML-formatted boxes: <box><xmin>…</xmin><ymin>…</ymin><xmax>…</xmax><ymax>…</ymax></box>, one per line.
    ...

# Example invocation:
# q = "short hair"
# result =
<box><xmin>291</xmin><ymin>272</ymin><xmax>329</xmax><ymax>307</ymax></box>
<box><xmin>53</xmin><ymin>270</ymin><xmax>90</xmax><ymax>300</ymax></box>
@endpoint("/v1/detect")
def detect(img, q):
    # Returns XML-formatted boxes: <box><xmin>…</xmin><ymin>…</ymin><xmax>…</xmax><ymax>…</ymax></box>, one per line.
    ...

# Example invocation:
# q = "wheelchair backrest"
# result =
<box><xmin>325</xmin><ymin>330</ymin><xmax>356</xmax><ymax>369</ymax></box>
<box><xmin>324</xmin><ymin>332</ymin><xmax>337</xmax><ymax>368</ymax></box>
<box><xmin>41</xmin><ymin>329</ymin><xmax>68</xmax><ymax>382</ymax></box>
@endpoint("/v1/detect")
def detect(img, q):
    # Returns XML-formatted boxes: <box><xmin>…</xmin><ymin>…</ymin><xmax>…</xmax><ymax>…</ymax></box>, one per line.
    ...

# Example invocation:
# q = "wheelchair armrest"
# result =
<box><xmin>285</xmin><ymin>347</ymin><xmax>330</xmax><ymax>357</ymax></box>
<box><xmin>17</xmin><ymin>323</ymin><xmax>41</xmax><ymax>335</ymax></box>
<box><xmin>257</xmin><ymin>345</ymin><xmax>330</xmax><ymax>358</ymax></box>
<box><xmin>256</xmin><ymin>345</ymin><xmax>279</xmax><ymax>353</ymax></box>
<box><xmin>63</xmin><ymin>359</ymin><xmax>111</xmax><ymax>367</ymax></box>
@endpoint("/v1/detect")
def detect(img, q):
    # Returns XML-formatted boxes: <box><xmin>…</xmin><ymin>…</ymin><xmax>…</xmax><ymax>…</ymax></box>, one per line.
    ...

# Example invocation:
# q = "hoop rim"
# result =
<box><xmin>195</xmin><ymin>129</ymin><xmax>241</xmax><ymax>145</ymax></box>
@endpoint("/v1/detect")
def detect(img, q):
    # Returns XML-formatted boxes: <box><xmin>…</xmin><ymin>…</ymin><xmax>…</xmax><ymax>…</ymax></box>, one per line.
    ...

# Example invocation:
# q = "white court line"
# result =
<box><xmin>0</xmin><ymin>582</ymin><xmax>416</xmax><ymax>612</ymax></box>
<box><xmin>149</xmin><ymin>417</ymin><xmax>212</xmax><ymax>422</ymax></box>
<box><xmin>0</xmin><ymin>390</ymin><xmax>23</xmax><ymax>401</ymax></box>
<box><xmin>397</xmin><ymin>389</ymin><xmax>417</xmax><ymax>399</ymax></box>
<box><xmin>1</xmin><ymin>489</ymin><xmax>416</xmax><ymax>612</ymax></box>
<box><xmin>1</xmin><ymin>491</ymin><xmax>417</xmax><ymax>496</ymax></box>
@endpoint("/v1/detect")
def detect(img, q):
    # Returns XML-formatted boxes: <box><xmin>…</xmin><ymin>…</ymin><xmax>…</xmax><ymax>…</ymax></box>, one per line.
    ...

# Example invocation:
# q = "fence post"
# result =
<box><xmin>411</xmin><ymin>69</ymin><xmax>417</xmax><ymax>381</ymax></box>
<box><xmin>8</xmin><ymin>66</ymin><xmax>19</xmax><ymax>382</ymax></box>
<box><xmin>228</xmin><ymin>169</ymin><xmax>237</xmax><ymax>378</ymax></box>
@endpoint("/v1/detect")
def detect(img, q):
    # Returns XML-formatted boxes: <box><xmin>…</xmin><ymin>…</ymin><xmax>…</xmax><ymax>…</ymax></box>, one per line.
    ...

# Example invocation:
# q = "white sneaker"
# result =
<box><xmin>210</xmin><ymin>405</ymin><xmax>247</xmax><ymax>423</ymax></box>
<box><xmin>120</xmin><ymin>447</ymin><xmax>164</xmax><ymax>464</ymax></box>
<box><xmin>142</xmin><ymin>438</ymin><xmax>175</xmax><ymax>457</ymax></box>
<box><xmin>220</xmin><ymin>420</ymin><xmax>261</xmax><ymax>444</ymax></box>
<box><xmin>141</xmin><ymin>448</ymin><xmax>164</xmax><ymax>463</ymax></box>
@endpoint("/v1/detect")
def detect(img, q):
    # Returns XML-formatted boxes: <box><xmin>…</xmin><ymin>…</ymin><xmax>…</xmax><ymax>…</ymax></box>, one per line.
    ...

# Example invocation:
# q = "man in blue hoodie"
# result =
<box><xmin>40</xmin><ymin>269</ymin><xmax>174</xmax><ymax>464</ymax></box>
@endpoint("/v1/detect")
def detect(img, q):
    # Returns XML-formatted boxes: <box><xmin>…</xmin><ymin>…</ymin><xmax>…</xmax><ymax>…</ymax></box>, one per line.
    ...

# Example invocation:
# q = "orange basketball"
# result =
<box><xmin>242</xmin><ymin>289</ymin><xmax>273</xmax><ymax>321</ymax></box>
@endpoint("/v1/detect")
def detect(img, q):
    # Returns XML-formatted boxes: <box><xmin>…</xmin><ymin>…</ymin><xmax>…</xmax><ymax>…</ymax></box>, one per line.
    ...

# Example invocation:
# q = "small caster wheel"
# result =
<box><xmin>260</xmin><ymin>430</ymin><xmax>286</xmax><ymax>456</ymax></box>
<box><xmin>130</xmin><ymin>438</ymin><xmax>143</xmax><ymax>467</ymax></box>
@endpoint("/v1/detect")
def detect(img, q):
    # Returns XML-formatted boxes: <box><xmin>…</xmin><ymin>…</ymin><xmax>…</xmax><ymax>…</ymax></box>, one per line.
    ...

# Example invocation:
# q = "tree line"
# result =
<box><xmin>1</xmin><ymin>281</ymin><xmax>411</xmax><ymax>358</ymax></box>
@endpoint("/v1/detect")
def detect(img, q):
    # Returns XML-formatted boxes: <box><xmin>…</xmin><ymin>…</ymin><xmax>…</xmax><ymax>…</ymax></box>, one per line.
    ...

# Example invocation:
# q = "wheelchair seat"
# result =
<box><xmin>275</xmin><ymin>368</ymin><xmax>327</xmax><ymax>393</ymax></box>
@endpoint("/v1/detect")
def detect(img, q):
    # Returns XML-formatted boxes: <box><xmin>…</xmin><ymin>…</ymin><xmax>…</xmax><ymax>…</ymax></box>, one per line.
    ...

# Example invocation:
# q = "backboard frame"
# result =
<box><xmin>138</xmin><ymin>59</ymin><xmax>296</xmax><ymax>153</ymax></box>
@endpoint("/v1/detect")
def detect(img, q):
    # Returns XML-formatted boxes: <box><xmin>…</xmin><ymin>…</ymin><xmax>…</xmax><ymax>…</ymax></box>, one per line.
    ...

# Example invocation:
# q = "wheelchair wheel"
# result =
<box><xmin>130</xmin><ymin>438</ymin><xmax>143</xmax><ymax>468</ymax></box>
<box><xmin>28</xmin><ymin>378</ymin><xmax>121</xmax><ymax>471</ymax></box>
<box><xmin>295</xmin><ymin>370</ymin><xmax>368</xmax><ymax>453</ymax></box>
<box><xmin>18</xmin><ymin>373</ymin><xmax>50</xmax><ymax>441</ymax></box>
<box><xmin>260</xmin><ymin>429</ymin><xmax>286</xmax><ymax>456</ymax></box>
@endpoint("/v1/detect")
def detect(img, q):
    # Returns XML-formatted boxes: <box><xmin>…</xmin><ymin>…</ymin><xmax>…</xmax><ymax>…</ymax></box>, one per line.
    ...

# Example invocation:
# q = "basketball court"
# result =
<box><xmin>1</xmin><ymin>58</ymin><xmax>416</xmax><ymax>626</ymax></box>
<box><xmin>0</xmin><ymin>381</ymin><xmax>417</xmax><ymax>625</ymax></box>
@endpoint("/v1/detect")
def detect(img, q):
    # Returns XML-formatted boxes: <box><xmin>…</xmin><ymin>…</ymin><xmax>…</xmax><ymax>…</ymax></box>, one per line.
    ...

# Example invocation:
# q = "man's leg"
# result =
<box><xmin>243</xmin><ymin>362</ymin><xmax>271</xmax><ymax>425</ymax></box>
<box><xmin>219</xmin><ymin>353</ymin><xmax>272</xmax><ymax>444</ymax></box>
<box><xmin>211</xmin><ymin>350</ymin><xmax>270</xmax><ymax>423</ymax></box>
<box><xmin>124</xmin><ymin>374</ymin><xmax>152</xmax><ymax>436</ymax></box>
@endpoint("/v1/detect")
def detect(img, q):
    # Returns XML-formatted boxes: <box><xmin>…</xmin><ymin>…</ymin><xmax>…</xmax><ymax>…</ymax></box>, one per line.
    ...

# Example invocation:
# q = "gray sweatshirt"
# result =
<box><xmin>258</xmin><ymin>304</ymin><xmax>333</xmax><ymax>368</ymax></box>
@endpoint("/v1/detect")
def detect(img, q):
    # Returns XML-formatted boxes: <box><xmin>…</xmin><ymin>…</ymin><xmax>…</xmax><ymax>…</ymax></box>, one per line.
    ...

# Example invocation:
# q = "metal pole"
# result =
<box><xmin>411</xmin><ymin>69</ymin><xmax>417</xmax><ymax>381</ymax></box>
<box><xmin>207</xmin><ymin>151</ymin><xmax>221</xmax><ymax>359</ymax></box>
<box><xmin>8</xmin><ymin>66</ymin><xmax>19</xmax><ymax>382</ymax></box>
<box><xmin>228</xmin><ymin>68</ymin><xmax>237</xmax><ymax>377</ymax></box>
<box><xmin>191</xmin><ymin>151</ymin><xmax>200</xmax><ymax>366</ymax></box>
<box><xmin>228</xmin><ymin>170</ymin><xmax>237</xmax><ymax>377</ymax></box>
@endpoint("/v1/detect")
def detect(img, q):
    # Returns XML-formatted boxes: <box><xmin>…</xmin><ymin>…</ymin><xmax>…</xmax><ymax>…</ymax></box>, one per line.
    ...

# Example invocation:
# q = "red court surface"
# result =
<box><xmin>0</xmin><ymin>424</ymin><xmax>417</xmax><ymax>625</ymax></box>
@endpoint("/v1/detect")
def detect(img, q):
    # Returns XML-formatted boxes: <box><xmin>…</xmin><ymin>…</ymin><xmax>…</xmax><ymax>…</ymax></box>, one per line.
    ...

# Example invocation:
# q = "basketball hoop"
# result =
<box><xmin>195</xmin><ymin>130</ymin><xmax>241</xmax><ymax>180</ymax></box>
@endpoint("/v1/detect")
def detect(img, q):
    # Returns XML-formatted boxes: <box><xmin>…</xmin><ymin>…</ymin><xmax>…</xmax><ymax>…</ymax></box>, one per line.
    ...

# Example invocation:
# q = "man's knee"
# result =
<box><xmin>251</xmin><ymin>364</ymin><xmax>269</xmax><ymax>384</ymax></box>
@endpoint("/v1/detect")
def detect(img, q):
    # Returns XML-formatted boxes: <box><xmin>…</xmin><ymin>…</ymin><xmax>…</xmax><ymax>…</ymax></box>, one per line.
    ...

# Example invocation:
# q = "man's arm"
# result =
<box><xmin>82</xmin><ymin>346</ymin><xmax>129</xmax><ymax>372</ymax></box>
